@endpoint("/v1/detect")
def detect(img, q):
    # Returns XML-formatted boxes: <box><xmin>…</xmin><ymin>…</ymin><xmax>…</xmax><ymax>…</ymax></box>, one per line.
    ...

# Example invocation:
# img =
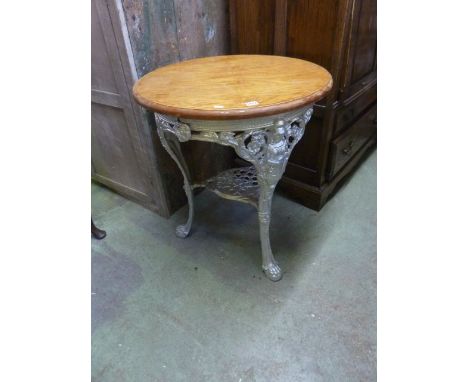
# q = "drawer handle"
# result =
<box><xmin>342</xmin><ymin>140</ymin><xmax>355</xmax><ymax>155</ymax></box>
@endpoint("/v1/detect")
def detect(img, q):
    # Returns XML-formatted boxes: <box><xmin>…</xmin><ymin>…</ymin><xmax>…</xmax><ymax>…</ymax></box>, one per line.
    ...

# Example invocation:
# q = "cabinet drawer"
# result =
<box><xmin>335</xmin><ymin>84</ymin><xmax>376</xmax><ymax>135</ymax></box>
<box><xmin>329</xmin><ymin>104</ymin><xmax>377</xmax><ymax>178</ymax></box>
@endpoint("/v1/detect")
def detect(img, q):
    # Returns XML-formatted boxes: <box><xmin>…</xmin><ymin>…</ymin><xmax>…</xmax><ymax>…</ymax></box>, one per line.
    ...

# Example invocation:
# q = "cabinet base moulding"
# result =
<box><xmin>279</xmin><ymin>136</ymin><xmax>376</xmax><ymax>210</ymax></box>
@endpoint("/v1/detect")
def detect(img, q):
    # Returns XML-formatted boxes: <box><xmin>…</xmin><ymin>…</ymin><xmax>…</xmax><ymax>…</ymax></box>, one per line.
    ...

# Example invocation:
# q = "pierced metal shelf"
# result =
<box><xmin>202</xmin><ymin>166</ymin><xmax>260</xmax><ymax>208</ymax></box>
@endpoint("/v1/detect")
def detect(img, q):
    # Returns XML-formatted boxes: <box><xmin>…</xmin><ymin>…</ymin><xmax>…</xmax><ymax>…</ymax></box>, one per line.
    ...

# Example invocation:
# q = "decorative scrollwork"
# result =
<box><xmin>193</xmin><ymin>108</ymin><xmax>312</xmax><ymax>176</ymax></box>
<box><xmin>212</xmin><ymin>108</ymin><xmax>313</xmax><ymax>186</ymax></box>
<box><xmin>154</xmin><ymin>113</ymin><xmax>191</xmax><ymax>142</ymax></box>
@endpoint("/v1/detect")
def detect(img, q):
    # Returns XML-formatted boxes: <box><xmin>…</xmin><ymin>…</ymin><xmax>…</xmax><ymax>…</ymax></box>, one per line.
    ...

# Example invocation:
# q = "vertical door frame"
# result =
<box><xmin>92</xmin><ymin>0</ymin><xmax>171</xmax><ymax>217</ymax></box>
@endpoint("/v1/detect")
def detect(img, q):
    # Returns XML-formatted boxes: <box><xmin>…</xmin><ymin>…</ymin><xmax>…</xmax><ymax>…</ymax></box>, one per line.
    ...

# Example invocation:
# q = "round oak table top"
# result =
<box><xmin>133</xmin><ymin>55</ymin><xmax>332</xmax><ymax>120</ymax></box>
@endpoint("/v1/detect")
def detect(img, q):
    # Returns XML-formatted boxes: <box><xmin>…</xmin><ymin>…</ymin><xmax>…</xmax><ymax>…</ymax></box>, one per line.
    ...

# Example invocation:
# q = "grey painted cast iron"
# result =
<box><xmin>155</xmin><ymin>106</ymin><xmax>313</xmax><ymax>281</ymax></box>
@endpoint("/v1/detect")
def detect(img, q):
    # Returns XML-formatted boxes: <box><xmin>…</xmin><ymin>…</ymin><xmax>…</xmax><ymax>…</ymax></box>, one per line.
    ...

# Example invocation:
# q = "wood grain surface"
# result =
<box><xmin>133</xmin><ymin>55</ymin><xmax>333</xmax><ymax>120</ymax></box>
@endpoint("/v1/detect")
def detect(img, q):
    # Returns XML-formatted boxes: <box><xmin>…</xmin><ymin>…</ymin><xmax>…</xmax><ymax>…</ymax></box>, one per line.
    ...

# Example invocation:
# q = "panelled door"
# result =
<box><xmin>91</xmin><ymin>0</ymin><xmax>165</xmax><ymax>214</ymax></box>
<box><xmin>340</xmin><ymin>0</ymin><xmax>377</xmax><ymax>100</ymax></box>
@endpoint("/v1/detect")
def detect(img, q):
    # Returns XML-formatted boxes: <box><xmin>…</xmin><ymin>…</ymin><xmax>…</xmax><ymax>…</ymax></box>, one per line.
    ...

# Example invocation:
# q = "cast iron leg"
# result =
<box><xmin>229</xmin><ymin>112</ymin><xmax>311</xmax><ymax>281</ymax></box>
<box><xmin>257</xmin><ymin>181</ymin><xmax>282</xmax><ymax>281</ymax></box>
<box><xmin>157</xmin><ymin>128</ymin><xmax>194</xmax><ymax>238</ymax></box>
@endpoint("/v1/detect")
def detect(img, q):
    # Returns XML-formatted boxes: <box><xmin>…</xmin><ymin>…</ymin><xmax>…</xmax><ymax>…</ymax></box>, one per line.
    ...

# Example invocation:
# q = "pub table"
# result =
<box><xmin>133</xmin><ymin>55</ymin><xmax>332</xmax><ymax>281</ymax></box>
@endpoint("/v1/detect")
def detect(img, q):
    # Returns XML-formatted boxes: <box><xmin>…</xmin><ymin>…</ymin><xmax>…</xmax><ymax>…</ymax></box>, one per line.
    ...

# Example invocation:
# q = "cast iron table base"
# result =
<box><xmin>155</xmin><ymin>106</ymin><xmax>313</xmax><ymax>281</ymax></box>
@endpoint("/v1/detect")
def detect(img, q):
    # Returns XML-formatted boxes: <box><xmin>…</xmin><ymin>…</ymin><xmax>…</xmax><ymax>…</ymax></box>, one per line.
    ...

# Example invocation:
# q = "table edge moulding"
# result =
<box><xmin>133</xmin><ymin>54</ymin><xmax>333</xmax><ymax>120</ymax></box>
<box><xmin>133</xmin><ymin>54</ymin><xmax>332</xmax><ymax>281</ymax></box>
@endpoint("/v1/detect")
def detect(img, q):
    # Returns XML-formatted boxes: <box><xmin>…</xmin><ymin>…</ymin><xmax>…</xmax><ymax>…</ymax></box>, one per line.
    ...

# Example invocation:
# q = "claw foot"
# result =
<box><xmin>263</xmin><ymin>262</ymin><xmax>283</xmax><ymax>282</ymax></box>
<box><xmin>175</xmin><ymin>224</ymin><xmax>190</xmax><ymax>238</ymax></box>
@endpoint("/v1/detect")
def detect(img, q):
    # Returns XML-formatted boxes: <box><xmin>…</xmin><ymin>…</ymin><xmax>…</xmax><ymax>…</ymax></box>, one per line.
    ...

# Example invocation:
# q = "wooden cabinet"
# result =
<box><xmin>230</xmin><ymin>0</ymin><xmax>377</xmax><ymax>209</ymax></box>
<box><xmin>329</xmin><ymin>104</ymin><xmax>377</xmax><ymax>178</ymax></box>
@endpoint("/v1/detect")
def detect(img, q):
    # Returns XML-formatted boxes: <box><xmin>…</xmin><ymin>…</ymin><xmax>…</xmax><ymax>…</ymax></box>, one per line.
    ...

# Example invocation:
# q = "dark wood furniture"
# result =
<box><xmin>229</xmin><ymin>0</ymin><xmax>377</xmax><ymax>209</ymax></box>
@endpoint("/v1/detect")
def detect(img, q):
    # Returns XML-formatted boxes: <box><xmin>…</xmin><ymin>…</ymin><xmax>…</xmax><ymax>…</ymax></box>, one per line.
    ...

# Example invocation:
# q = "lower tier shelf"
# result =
<box><xmin>200</xmin><ymin>166</ymin><xmax>259</xmax><ymax>208</ymax></box>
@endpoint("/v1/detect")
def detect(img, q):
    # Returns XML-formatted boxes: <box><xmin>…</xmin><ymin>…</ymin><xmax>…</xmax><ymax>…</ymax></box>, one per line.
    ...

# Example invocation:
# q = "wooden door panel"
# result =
<box><xmin>350</xmin><ymin>0</ymin><xmax>376</xmax><ymax>83</ymax></box>
<box><xmin>229</xmin><ymin>0</ymin><xmax>276</xmax><ymax>54</ymax></box>
<box><xmin>91</xmin><ymin>0</ymin><xmax>119</xmax><ymax>94</ymax></box>
<box><xmin>340</xmin><ymin>0</ymin><xmax>376</xmax><ymax>99</ymax></box>
<box><xmin>91</xmin><ymin>0</ymin><xmax>154</xmax><ymax>204</ymax></box>
<box><xmin>286</xmin><ymin>0</ymin><xmax>340</xmax><ymax>71</ymax></box>
<box><xmin>91</xmin><ymin>103</ymin><xmax>146</xmax><ymax>193</ymax></box>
